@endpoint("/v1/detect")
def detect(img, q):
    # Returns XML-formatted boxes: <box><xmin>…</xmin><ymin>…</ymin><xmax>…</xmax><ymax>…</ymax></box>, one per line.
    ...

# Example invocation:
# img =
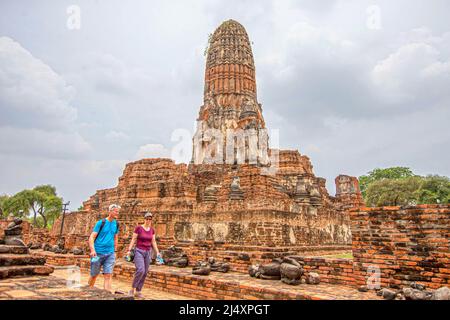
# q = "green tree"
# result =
<box><xmin>0</xmin><ymin>194</ymin><xmax>10</xmax><ymax>218</ymax></box>
<box><xmin>362</xmin><ymin>167</ymin><xmax>450</xmax><ymax>206</ymax></box>
<box><xmin>359</xmin><ymin>167</ymin><xmax>415</xmax><ymax>197</ymax></box>
<box><xmin>365</xmin><ymin>176</ymin><xmax>422</xmax><ymax>206</ymax></box>
<box><xmin>204</xmin><ymin>33</ymin><xmax>213</xmax><ymax>56</ymax></box>
<box><xmin>2</xmin><ymin>185</ymin><xmax>63</xmax><ymax>228</ymax></box>
<box><xmin>415</xmin><ymin>175</ymin><xmax>450</xmax><ymax>204</ymax></box>
<box><xmin>2</xmin><ymin>191</ymin><xmax>30</xmax><ymax>219</ymax></box>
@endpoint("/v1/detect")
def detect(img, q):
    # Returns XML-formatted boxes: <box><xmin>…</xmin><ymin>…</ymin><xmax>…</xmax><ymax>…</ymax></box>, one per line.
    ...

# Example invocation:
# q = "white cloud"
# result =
<box><xmin>0</xmin><ymin>126</ymin><xmax>91</xmax><ymax>159</ymax></box>
<box><xmin>135</xmin><ymin>144</ymin><xmax>171</xmax><ymax>160</ymax></box>
<box><xmin>371</xmin><ymin>42</ymin><xmax>450</xmax><ymax>104</ymax></box>
<box><xmin>81</xmin><ymin>159</ymin><xmax>128</xmax><ymax>177</ymax></box>
<box><xmin>105</xmin><ymin>130</ymin><xmax>129</xmax><ymax>141</ymax></box>
<box><xmin>64</xmin><ymin>53</ymin><xmax>160</xmax><ymax>99</ymax></box>
<box><xmin>0</xmin><ymin>155</ymin><xmax>127</xmax><ymax>208</ymax></box>
<box><xmin>0</xmin><ymin>36</ymin><xmax>91</xmax><ymax>159</ymax></box>
<box><xmin>0</xmin><ymin>37</ymin><xmax>77</xmax><ymax>130</ymax></box>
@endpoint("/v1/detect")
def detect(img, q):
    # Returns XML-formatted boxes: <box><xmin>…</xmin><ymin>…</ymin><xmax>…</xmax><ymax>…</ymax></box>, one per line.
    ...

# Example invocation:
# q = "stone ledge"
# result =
<box><xmin>0</xmin><ymin>265</ymin><xmax>54</xmax><ymax>279</ymax></box>
<box><xmin>0</xmin><ymin>245</ymin><xmax>29</xmax><ymax>255</ymax></box>
<box><xmin>0</xmin><ymin>254</ymin><xmax>46</xmax><ymax>267</ymax></box>
<box><xmin>30</xmin><ymin>250</ymin><xmax>88</xmax><ymax>266</ymax></box>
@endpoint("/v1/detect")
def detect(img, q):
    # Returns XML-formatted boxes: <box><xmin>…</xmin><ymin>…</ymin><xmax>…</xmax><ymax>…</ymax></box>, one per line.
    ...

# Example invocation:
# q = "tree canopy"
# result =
<box><xmin>1</xmin><ymin>185</ymin><xmax>63</xmax><ymax>228</ymax></box>
<box><xmin>359</xmin><ymin>167</ymin><xmax>450</xmax><ymax>207</ymax></box>
<box><xmin>359</xmin><ymin>167</ymin><xmax>415</xmax><ymax>197</ymax></box>
<box><xmin>0</xmin><ymin>194</ymin><xmax>9</xmax><ymax>218</ymax></box>
<box><xmin>415</xmin><ymin>175</ymin><xmax>450</xmax><ymax>204</ymax></box>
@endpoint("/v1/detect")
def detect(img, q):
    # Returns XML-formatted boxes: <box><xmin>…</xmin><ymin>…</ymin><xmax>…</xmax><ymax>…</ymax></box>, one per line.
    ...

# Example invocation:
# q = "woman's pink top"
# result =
<box><xmin>134</xmin><ymin>225</ymin><xmax>154</xmax><ymax>251</ymax></box>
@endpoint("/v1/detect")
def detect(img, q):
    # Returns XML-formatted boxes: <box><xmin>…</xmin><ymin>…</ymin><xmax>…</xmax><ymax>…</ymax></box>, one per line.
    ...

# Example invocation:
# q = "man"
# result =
<box><xmin>88</xmin><ymin>203</ymin><xmax>120</xmax><ymax>292</ymax></box>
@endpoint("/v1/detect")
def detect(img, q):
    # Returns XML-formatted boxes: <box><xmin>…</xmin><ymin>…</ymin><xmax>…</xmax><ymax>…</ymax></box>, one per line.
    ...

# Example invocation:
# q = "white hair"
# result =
<box><xmin>108</xmin><ymin>204</ymin><xmax>121</xmax><ymax>211</ymax></box>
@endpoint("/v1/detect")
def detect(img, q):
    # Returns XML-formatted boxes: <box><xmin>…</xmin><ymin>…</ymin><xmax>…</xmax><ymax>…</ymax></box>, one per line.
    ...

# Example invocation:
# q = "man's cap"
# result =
<box><xmin>144</xmin><ymin>212</ymin><xmax>153</xmax><ymax>218</ymax></box>
<box><xmin>108</xmin><ymin>204</ymin><xmax>121</xmax><ymax>211</ymax></box>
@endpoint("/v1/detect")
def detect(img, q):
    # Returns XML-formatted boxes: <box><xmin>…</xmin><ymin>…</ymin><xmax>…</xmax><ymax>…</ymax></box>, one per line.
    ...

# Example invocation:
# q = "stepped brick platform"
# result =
<box><xmin>0</xmin><ymin>245</ymin><xmax>53</xmax><ymax>280</ymax></box>
<box><xmin>30</xmin><ymin>250</ymin><xmax>88</xmax><ymax>267</ymax></box>
<box><xmin>0</xmin><ymin>245</ymin><xmax>29</xmax><ymax>255</ymax></box>
<box><xmin>0</xmin><ymin>265</ymin><xmax>54</xmax><ymax>279</ymax></box>
<box><xmin>78</xmin><ymin>260</ymin><xmax>381</xmax><ymax>300</ymax></box>
<box><xmin>0</xmin><ymin>254</ymin><xmax>46</xmax><ymax>267</ymax></box>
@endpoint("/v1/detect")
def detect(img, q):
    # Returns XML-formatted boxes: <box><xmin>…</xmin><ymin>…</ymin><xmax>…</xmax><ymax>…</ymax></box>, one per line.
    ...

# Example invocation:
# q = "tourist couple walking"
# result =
<box><xmin>87</xmin><ymin>204</ymin><xmax>161</xmax><ymax>298</ymax></box>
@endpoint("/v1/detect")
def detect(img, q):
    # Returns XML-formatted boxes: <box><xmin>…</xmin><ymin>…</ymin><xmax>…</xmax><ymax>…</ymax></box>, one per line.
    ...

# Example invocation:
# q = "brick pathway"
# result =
<box><xmin>1</xmin><ymin>265</ymin><xmax>382</xmax><ymax>300</ymax></box>
<box><xmin>0</xmin><ymin>275</ymin><xmax>116</xmax><ymax>300</ymax></box>
<box><xmin>52</xmin><ymin>267</ymin><xmax>195</xmax><ymax>300</ymax></box>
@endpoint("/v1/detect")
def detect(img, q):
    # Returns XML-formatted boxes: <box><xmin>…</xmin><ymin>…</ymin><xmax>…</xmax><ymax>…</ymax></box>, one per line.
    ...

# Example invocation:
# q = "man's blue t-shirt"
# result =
<box><xmin>93</xmin><ymin>219</ymin><xmax>119</xmax><ymax>254</ymax></box>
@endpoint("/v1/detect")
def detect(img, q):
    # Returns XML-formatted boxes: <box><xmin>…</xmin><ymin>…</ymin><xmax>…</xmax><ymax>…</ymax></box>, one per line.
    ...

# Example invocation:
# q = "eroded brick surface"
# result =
<box><xmin>350</xmin><ymin>205</ymin><xmax>450</xmax><ymax>289</ymax></box>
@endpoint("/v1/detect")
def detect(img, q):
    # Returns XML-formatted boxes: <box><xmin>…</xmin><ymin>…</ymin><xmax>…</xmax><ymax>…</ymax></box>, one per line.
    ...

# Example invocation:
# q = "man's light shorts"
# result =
<box><xmin>90</xmin><ymin>252</ymin><xmax>116</xmax><ymax>276</ymax></box>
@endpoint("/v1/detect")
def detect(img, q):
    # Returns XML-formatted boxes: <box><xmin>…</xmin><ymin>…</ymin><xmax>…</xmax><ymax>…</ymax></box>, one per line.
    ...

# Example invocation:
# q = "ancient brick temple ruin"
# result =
<box><xmin>3</xmin><ymin>20</ymin><xmax>447</xmax><ymax>299</ymax></box>
<box><xmin>56</xmin><ymin>20</ymin><xmax>363</xmax><ymax>255</ymax></box>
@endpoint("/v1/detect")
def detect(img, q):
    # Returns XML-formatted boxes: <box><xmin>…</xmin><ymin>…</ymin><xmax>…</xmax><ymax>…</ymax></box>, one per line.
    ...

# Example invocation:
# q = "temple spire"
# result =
<box><xmin>192</xmin><ymin>20</ymin><xmax>269</xmax><ymax>166</ymax></box>
<box><xmin>204</xmin><ymin>19</ymin><xmax>257</xmax><ymax>106</ymax></box>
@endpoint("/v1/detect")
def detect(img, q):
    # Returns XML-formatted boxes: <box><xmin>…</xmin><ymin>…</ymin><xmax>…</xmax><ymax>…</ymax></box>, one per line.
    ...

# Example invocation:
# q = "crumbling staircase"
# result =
<box><xmin>0</xmin><ymin>245</ymin><xmax>54</xmax><ymax>279</ymax></box>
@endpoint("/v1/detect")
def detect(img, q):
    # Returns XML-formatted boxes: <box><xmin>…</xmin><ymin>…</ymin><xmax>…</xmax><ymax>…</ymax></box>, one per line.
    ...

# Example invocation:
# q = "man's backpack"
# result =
<box><xmin>94</xmin><ymin>218</ymin><xmax>120</xmax><ymax>242</ymax></box>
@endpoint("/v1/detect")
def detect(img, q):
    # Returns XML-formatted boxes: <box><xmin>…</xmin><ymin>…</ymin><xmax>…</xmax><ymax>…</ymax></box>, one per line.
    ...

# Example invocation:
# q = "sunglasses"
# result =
<box><xmin>145</xmin><ymin>217</ymin><xmax>153</xmax><ymax>220</ymax></box>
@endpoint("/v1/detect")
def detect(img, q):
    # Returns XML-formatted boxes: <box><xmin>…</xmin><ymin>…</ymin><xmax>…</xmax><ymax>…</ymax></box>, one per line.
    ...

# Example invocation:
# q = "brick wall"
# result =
<box><xmin>0</xmin><ymin>219</ymin><xmax>31</xmax><ymax>239</ymax></box>
<box><xmin>51</xmin><ymin>210</ymin><xmax>100</xmax><ymax>238</ymax></box>
<box><xmin>350</xmin><ymin>205</ymin><xmax>450</xmax><ymax>289</ymax></box>
<box><xmin>0</xmin><ymin>220</ymin><xmax>8</xmax><ymax>237</ymax></box>
<box><xmin>150</xmin><ymin>209</ymin><xmax>351</xmax><ymax>247</ymax></box>
<box><xmin>23</xmin><ymin>226</ymin><xmax>51</xmax><ymax>245</ymax></box>
<box><xmin>291</xmin><ymin>256</ymin><xmax>356</xmax><ymax>286</ymax></box>
<box><xmin>1</xmin><ymin>217</ymin><xmax>87</xmax><ymax>250</ymax></box>
<box><xmin>32</xmin><ymin>251</ymin><xmax>88</xmax><ymax>266</ymax></box>
<box><xmin>49</xmin><ymin>211</ymin><xmax>102</xmax><ymax>250</ymax></box>
<box><xmin>169</xmin><ymin>242</ymin><xmax>351</xmax><ymax>274</ymax></box>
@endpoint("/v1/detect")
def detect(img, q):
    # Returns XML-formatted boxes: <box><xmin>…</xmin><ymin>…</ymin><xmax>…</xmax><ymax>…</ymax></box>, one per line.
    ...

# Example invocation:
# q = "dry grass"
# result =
<box><xmin>321</xmin><ymin>252</ymin><xmax>353</xmax><ymax>259</ymax></box>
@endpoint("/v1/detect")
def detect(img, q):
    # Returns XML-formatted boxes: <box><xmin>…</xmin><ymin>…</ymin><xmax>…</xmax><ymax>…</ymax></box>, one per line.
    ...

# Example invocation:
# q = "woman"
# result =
<box><xmin>127</xmin><ymin>211</ymin><xmax>160</xmax><ymax>298</ymax></box>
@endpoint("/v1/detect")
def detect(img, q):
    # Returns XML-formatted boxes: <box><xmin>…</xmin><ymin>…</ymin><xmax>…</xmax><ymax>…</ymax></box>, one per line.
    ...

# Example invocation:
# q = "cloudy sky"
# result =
<box><xmin>1</xmin><ymin>0</ymin><xmax>449</xmax><ymax>210</ymax></box>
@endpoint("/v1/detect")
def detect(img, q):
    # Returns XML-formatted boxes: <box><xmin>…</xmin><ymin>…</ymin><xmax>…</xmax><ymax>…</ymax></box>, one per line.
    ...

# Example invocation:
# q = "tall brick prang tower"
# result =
<box><xmin>192</xmin><ymin>20</ymin><xmax>269</xmax><ymax>166</ymax></box>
